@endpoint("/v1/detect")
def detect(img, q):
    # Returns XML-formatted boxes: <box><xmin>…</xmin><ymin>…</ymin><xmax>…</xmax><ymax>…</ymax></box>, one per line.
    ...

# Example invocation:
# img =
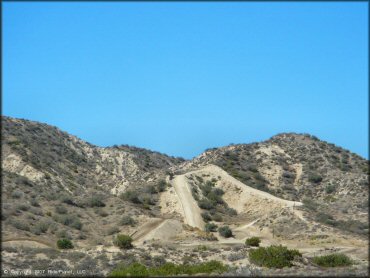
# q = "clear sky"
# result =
<box><xmin>3</xmin><ymin>2</ymin><xmax>368</xmax><ymax>159</ymax></box>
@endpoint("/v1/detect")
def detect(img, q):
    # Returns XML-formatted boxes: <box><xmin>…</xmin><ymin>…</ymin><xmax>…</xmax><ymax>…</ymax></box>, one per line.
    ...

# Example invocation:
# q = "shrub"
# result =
<box><xmin>86</xmin><ymin>195</ymin><xmax>106</xmax><ymax>207</ymax></box>
<box><xmin>70</xmin><ymin>219</ymin><xmax>83</xmax><ymax>230</ymax></box>
<box><xmin>32</xmin><ymin>220</ymin><xmax>50</xmax><ymax>235</ymax></box>
<box><xmin>53</xmin><ymin>214</ymin><xmax>83</xmax><ymax>230</ymax></box>
<box><xmin>142</xmin><ymin>195</ymin><xmax>155</xmax><ymax>206</ymax></box>
<box><xmin>249</xmin><ymin>245</ymin><xmax>301</xmax><ymax>268</ymax></box>
<box><xmin>57</xmin><ymin>238</ymin><xmax>74</xmax><ymax>249</ymax></box>
<box><xmin>206</xmin><ymin>191</ymin><xmax>224</xmax><ymax>205</ymax></box>
<box><xmin>109</xmin><ymin>261</ymin><xmax>228</xmax><ymax>277</ymax></box>
<box><xmin>212</xmin><ymin>213</ymin><xmax>223</xmax><ymax>222</ymax></box>
<box><xmin>325</xmin><ymin>184</ymin><xmax>336</xmax><ymax>194</ymax></box>
<box><xmin>248</xmin><ymin>165</ymin><xmax>258</xmax><ymax>172</ymax></box>
<box><xmin>11</xmin><ymin>190</ymin><xmax>23</xmax><ymax>199</ymax></box>
<box><xmin>201</xmin><ymin>212</ymin><xmax>212</xmax><ymax>222</ymax></box>
<box><xmin>245</xmin><ymin>237</ymin><xmax>261</xmax><ymax>247</ymax></box>
<box><xmin>308</xmin><ymin>173</ymin><xmax>323</xmax><ymax>184</ymax></box>
<box><xmin>55</xmin><ymin>205</ymin><xmax>68</xmax><ymax>214</ymax></box>
<box><xmin>121</xmin><ymin>190</ymin><xmax>141</xmax><ymax>204</ymax></box>
<box><xmin>282</xmin><ymin>171</ymin><xmax>294</xmax><ymax>179</ymax></box>
<box><xmin>228</xmin><ymin>252</ymin><xmax>246</xmax><ymax>262</ymax></box>
<box><xmin>106</xmin><ymin>227</ymin><xmax>120</xmax><ymax>235</ymax></box>
<box><xmin>145</xmin><ymin>185</ymin><xmax>157</xmax><ymax>194</ymax></box>
<box><xmin>60</xmin><ymin>195</ymin><xmax>76</xmax><ymax>206</ymax></box>
<box><xmin>156</xmin><ymin>180</ymin><xmax>167</xmax><ymax>192</ymax></box>
<box><xmin>114</xmin><ymin>234</ymin><xmax>133</xmax><ymax>249</ymax></box>
<box><xmin>152</xmin><ymin>256</ymin><xmax>167</xmax><ymax>267</ymax></box>
<box><xmin>198</xmin><ymin>199</ymin><xmax>215</xmax><ymax>210</ymax></box>
<box><xmin>16</xmin><ymin>204</ymin><xmax>30</xmax><ymax>211</ymax></box>
<box><xmin>213</xmin><ymin>188</ymin><xmax>224</xmax><ymax>196</ymax></box>
<box><xmin>56</xmin><ymin>229</ymin><xmax>71</xmax><ymax>240</ymax></box>
<box><xmin>121</xmin><ymin>215</ymin><xmax>136</xmax><ymax>226</ymax></box>
<box><xmin>95</xmin><ymin>208</ymin><xmax>109</xmax><ymax>217</ymax></box>
<box><xmin>205</xmin><ymin>223</ymin><xmax>218</xmax><ymax>232</ymax></box>
<box><xmin>11</xmin><ymin>220</ymin><xmax>30</xmax><ymax>231</ymax></box>
<box><xmin>315</xmin><ymin>212</ymin><xmax>336</xmax><ymax>226</ymax></box>
<box><xmin>30</xmin><ymin>199</ymin><xmax>40</xmax><ymax>207</ymax></box>
<box><xmin>226</xmin><ymin>207</ymin><xmax>238</xmax><ymax>216</ymax></box>
<box><xmin>302</xmin><ymin>198</ymin><xmax>318</xmax><ymax>211</ymax></box>
<box><xmin>218</xmin><ymin>226</ymin><xmax>233</xmax><ymax>238</ymax></box>
<box><xmin>312</xmin><ymin>253</ymin><xmax>352</xmax><ymax>267</ymax></box>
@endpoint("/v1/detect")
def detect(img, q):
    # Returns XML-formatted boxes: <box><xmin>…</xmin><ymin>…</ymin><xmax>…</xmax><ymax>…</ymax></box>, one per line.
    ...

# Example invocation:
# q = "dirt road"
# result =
<box><xmin>171</xmin><ymin>175</ymin><xmax>204</xmax><ymax>230</ymax></box>
<box><xmin>130</xmin><ymin>218</ymin><xmax>167</xmax><ymax>241</ymax></box>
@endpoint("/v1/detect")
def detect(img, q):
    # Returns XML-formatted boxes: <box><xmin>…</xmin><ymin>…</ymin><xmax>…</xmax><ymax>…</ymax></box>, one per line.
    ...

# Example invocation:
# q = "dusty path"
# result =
<box><xmin>235</xmin><ymin>218</ymin><xmax>260</xmax><ymax>231</ymax></box>
<box><xmin>2</xmin><ymin>237</ymin><xmax>55</xmax><ymax>249</ymax></box>
<box><xmin>130</xmin><ymin>218</ymin><xmax>167</xmax><ymax>241</ymax></box>
<box><xmin>171</xmin><ymin>175</ymin><xmax>204</xmax><ymax>230</ymax></box>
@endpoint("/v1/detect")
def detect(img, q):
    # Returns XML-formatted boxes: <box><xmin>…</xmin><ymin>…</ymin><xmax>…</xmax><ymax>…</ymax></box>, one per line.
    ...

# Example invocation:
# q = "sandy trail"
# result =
<box><xmin>130</xmin><ymin>218</ymin><xmax>167</xmax><ymax>241</ymax></box>
<box><xmin>235</xmin><ymin>218</ymin><xmax>260</xmax><ymax>231</ymax></box>
<box><xmin>3</xmin><ymin>237</ymin><xmax>55</xmax><ymax>249</ymax></box>
<box><xmin>171</xmin><ymin>175</ymin><xmax>204</xmax><ymax>230</ymax></box>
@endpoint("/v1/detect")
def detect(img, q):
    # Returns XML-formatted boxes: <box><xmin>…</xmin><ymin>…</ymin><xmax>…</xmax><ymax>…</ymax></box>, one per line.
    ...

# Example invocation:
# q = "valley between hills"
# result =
<box><xmin>1</xmin><ymin>116</ymin><xmax>369</xmax><ymax>276</ymax></box>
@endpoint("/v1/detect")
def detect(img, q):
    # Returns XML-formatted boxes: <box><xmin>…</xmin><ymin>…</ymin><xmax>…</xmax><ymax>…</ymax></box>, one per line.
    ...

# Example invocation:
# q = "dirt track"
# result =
<box><xmin>171</xmin><ymin>175</ymin><xmax>204</xmax><ymax>230</ymax></box>
<box><xmin>130</xmin><ymin>218</ymin><xmax>167</xmax><ymax>241</ymax></box>
<box><xmin>3</xmin><ymin>237</ymin><xmax>55</xmax><ymax>249</ymax></box>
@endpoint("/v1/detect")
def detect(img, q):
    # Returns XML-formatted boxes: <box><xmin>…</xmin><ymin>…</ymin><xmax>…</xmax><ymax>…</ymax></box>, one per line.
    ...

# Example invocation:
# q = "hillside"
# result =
<box><xmin>178</xmin><ymin>133</ymin><xmax>368</xmax><ymax>235</ymax></box>
<box><xmin>1</xmin><ymin>116</ymin><xmax>369</xmax><ymax>277</ymax></box>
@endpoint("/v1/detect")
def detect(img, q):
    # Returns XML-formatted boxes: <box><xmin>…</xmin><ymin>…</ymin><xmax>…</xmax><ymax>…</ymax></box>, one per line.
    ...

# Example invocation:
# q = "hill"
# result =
<box><xmin>2</xmin><ymin>116</ymin><xmax>368</xmax><ymax>277</ymax></box>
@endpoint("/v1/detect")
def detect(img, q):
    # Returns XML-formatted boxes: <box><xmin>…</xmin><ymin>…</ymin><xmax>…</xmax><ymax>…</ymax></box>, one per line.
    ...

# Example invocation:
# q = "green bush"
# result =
<box><xmin>201</xmin><ymin>212</ymin><xmax>212</xmax><ymax>222</ymax></box>
<box><xmin>245</xmin><ymin>237</ymin><xmax>261</xmax><ymax>247</ymax></box>
<box><xmin>121</xmin><ymin>190</ymin><xmax>141</xmax><ymax>204</ymax></box>
<box><xmin>198</xmin><ymin>199</ymin><xmax>215</xmax><ymax>210</ymax></box>
<box><xmin>156</xmin><ymin>180</ymin><xmax>168</xmax><ymax>192</ymax></box>
<box><xmin>205</xmin><ymin>223</ymin><xmax>218</xmax><ymax>232</ymax></box>
<box><xmin>218</xmin><ymin>226</ymin><xmax>233</xmax><ymax>238</ymax></box>
<box><xmin>11</xmin><ymin>190</ymin><xmax>23</xmax><ymax>199</ymax></box>
<box><xmin>16</xmin><ymin>204</ymin><xmax>30</xmax><ymax>211</ymax></box>
<box><xmin>312</xmin><ymin>253</ymin><xmax>352</xmax><ymax>267</ymax></box>
<box><xmin>60</xmin><ymin>195</ymin><xmax>75</xmax><ymax>206</ymax></box>
<box><xmin>226</xmin><ymin>207</ymin><xmax>237</xmax><ymax>216</ymax></box>
<box><xmin>11</xmin><ymin>220</ymin><xmax>30</xmax><ymax>231</ymax></box>
<box><xmin>32</xmin><ymin>221</ymin><xmax>50</xmax><ymax>235</ymax></box>
<box><xmin>57</xmin><ymin>238</ymin><xmax>74</xmax><ymax>249</ymax></box>
<box><xmin>86</xmin><ymin>195</ymin><xmax>106</xmax><ymax>207</ymax></box>
<box><xmin>212</xmin><ymin>213</ymin><xmax>223</xmax><ymax>222</ymax></box>
<box><xmin>121</xmin><ymin>215</ymin><xmax>136</xmax><ymax>226</ymax></box>
<box><xmin>315</xmin><ymin>212</ymin><xmax>336</xmax><ymax>226</ymax></box>
<box><xmin>109</xmin><ymin>260</ymin><xmax>228</xmax><ymax>277</ymax></box>
<box><xmin>213</xmin><ymin>188</ymin><xmax>224</xmax><ymax>196</ymax></box>
<box><xmin>55</xmin><ymin>205</ymin><xmax>68</xmax><ymax>214</ymax></box>
<box><xmin>30</xmin><ymin>199</ymin><xmax>40</xmax><ymax>207</ymax></box>
<box><xmin>106</xmin><ymin>226</ymin><xmax>120</xmax><ymax>235</ymax></box>
<box><xmin>325</xmin><ymin>184</ymin><xmax>336</xmax><ymax>194</ymax></box>
<box><xmin>113</xmin><ymin>234</ymin><xmax>133</xmax><ymax>249</ymax></box>
<box><xmin>308</xmin><ymin>173</ymin><xmax>323</xmax><ymax>184</ymax></box>
<box><xmin>145</xmin><ymin>185</ymin><xmax>157</xmax><ymax>194</ymax></box>
<box><xmin>53</xmin><ymin>214</ymin><xmax>83</xmax><ymax>230</ymax></box>
<box><xmin>302</xmin><ymin>198</ymin><xmax>319</xmax><ymax>211</ymax></box>
<box><xmin>249</xmin><ymin>245</ymin><xmax>301</xmax><ymax>268</ymax></box>
<box><xmin>206</xmin><ymin>191</ymin><xmax>224</xmax><ymax>205</ymax></box>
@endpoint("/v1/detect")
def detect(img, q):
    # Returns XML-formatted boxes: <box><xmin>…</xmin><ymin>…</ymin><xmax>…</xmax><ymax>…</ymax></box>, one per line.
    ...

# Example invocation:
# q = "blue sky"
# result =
<box><xmin>3</xmin><ymin>2</ymin><xmax>368</xmax><ymax>159</ymax></box>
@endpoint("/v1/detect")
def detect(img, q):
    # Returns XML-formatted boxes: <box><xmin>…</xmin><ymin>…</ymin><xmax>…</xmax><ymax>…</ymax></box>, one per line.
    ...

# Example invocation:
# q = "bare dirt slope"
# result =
<box><xmin>171</xmin><ymin>175</ymin><xmax>204</xmax><ymax>230</ymax></box>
